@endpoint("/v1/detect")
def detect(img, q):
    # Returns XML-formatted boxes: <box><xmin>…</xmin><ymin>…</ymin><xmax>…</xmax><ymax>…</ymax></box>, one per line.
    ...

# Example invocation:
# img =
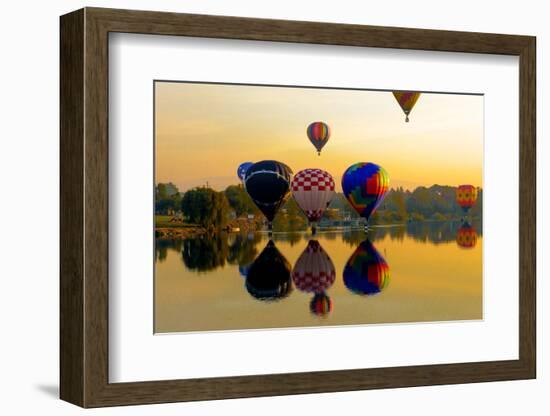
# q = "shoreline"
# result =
<box><xmin>155</xmin><ymin>218</ymin><xmax>481</xmax><ymax>239</ymax></box>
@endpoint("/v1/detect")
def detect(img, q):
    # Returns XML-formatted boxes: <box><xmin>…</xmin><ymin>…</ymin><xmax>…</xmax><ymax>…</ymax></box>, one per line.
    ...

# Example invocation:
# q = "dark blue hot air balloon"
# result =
<box><xmin>244</xmin><ymin>160</ymin><xmax>293</xmax><ymax>230</ymax></box>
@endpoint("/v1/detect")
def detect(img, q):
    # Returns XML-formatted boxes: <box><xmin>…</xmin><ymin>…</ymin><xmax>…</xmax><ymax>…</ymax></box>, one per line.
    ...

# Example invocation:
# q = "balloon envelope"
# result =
<box><xmin>307</xmin><ymin>121</ymin><xmax>330</xmax><ymax>155</ymax></box>
<box><xmin>237</xmin><ymin>162</ymin><xmax>253</xmax><ymax>182</ymax></box>
<box><xmin>292</xmin><ymin>240</ymin><xmax>336</xmax><ymax>293</ymax></box>
<box><xmin>343</xmin><ymin>240</ymin><xmax>390</xmax><ymax>296</ymax></box>
<box><xmin>245</xmin><ymin>240</ymin><xmax>292</xmax><ymax>301</ymax></box>
<box><xmin>244</xmin><ymin>160</ymin><xmax>293</xmax><ymax>222</ymax></box>
<box><xmin>456</xmin><ymin>185</ymin><xmax>478</xmax><ymax>212</ymax></box>
<box><xmin>291</xmin><ymin>169</ymin><xmax>335</xmax><ymax>223</ymax></box>
<box><xmin>392</xmin><ymin>91</ymin><xmax>421</xmax><ymax>122</ymax></box>
<box><xmin>341</xmin><ymin>162</ymin><xmax>389</xmax><ymax>223</ymax></box>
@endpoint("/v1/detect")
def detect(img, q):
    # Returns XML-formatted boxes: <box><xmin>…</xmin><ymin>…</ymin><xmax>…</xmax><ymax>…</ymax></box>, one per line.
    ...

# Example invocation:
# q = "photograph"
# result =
<box><xmin>154</xmin><ymin>81</ymin><xmax>483</xmax><ymax>333</ymax></box>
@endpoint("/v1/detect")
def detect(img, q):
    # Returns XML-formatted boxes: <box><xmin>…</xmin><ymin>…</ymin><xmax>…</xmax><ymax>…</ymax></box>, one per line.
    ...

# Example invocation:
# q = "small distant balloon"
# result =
<box><xmin>342</xmin><ymin>162</ymin><xmax>389</xmax><ymax>227</ymax></box>
<box><xmin>307</xmin><ymin>121</ymin><xmax>331</xmax><ymax>155</ymax></box>
<box><xmin>244</xmin><ymin>160</ymin><xmax>293</xmax><ymax>229</ymax></box>
<box><xmin>237</xmin><ymin>162</ymin><xmax>253</xmax><ymax>182</ymax></box>
<box><xmin>456</xmin><ymin>185</ymin><xmax>478</xmax><ymax>214</ymax></box>
<box><xmin>392</xmin><ymin>91</ymin><xmax>421</xmax><ymax>122</ymax></box>
<box><xmin>343</xmin><ymin>239</ymin><xmax>390</xmax><ymax>296</ymax></box>
<box><xmin>291</xmin><ymin>169</ymin><xmax>335</xmax><ymax>233</ymax></box>
<box><xmin>456</xmin><ymin>222</ymin><xmax>477</xmax><ymax>249</ymax></box>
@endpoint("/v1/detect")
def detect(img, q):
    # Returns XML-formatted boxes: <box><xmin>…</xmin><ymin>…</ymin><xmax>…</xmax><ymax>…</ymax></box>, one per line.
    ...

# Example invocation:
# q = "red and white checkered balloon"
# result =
<box><xmin>291</xmin><ymin>169</ymin><xmax>335</xmax><ymax>222</ymax></box>
<box><xmin>292</xmin><ymin>240</ymin><xmax>336</xmax><ymax>293</ymax></box>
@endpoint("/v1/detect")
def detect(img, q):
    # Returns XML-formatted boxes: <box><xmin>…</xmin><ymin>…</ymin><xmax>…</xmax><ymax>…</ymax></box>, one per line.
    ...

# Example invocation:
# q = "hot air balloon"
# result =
<box><xmin>307</xmin><ymin>121</ymin><xmax>330</xmax><ymax>155</ymax></box>
<box><xmin>244</xmin><ymin>160</ymin><xmax>293</xmax><ymax>232</ymax></box>
<box><xmin>237</xmin><ymin>162</ymin><xmax>253</xmax><ymax>182</ymax></box>
<box><xmin>245</xmin><ymin>240</ymin><xmax>292</xmax><ymax>301</ymax></box>
<box><xmin>310</xmin><ymin>293</ymin><xmax>333</xmax><ymax>317</ymax></box>
<box><xmin>292</xmin><ymin>240</ymin><xmax>336</xmax><ymax>317</ymax></box>
<box><xmin>456</xmin><ymin>185</ymin><xmax>478</xmax><ymax>215</ymax></box>
<box><xmin>291</xmin><ymin>169</ymin><xmax>335</xmax><ymax>234</ymax></box>
<box><xmin>343</xmin><ymin>240</ymin><xmax>390</xmax><ymax>296</ymax></box>
<box><xmin>392</xmin><ymin>91</ymin><xmax>421</xmax><ymax>122</ymax></box>
<box><xmin>292</xmin><ymin>240</ymin><xmax>336</xmax><ymax>294</ymax></box>
<box><xmin>342</xmin><ymin>162</ymin><xmax>389</xmax><ymax>230</ymax></box>
<box><xmin>456</xmin><ymin>222</ymin><xmax>477</xmax><ymax>249</ymax></box>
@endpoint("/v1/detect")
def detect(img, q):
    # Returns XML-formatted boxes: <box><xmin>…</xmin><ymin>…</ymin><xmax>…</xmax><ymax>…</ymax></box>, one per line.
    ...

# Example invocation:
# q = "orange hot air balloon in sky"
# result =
<box><xmin>456</xmin><ymin>185</ymin><xmax>478</xmax><ymax>213</ymax></box>
<box><xmin>392</xmin><ymin>91</ymin><xmax>421</xmax><ymax>122</ymax></box>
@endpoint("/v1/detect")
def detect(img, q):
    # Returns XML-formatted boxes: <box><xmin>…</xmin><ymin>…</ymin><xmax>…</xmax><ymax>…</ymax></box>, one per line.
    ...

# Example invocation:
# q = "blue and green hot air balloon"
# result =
<box><xmin>342</xmin><ymin>162</ymin><xmax>389</xmax><ymax>230</ymax></box>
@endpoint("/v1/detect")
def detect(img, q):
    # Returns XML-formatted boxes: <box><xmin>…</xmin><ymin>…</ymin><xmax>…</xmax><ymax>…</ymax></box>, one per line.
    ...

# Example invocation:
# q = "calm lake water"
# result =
<box><xmin>155</xmin><ymin>221</ymin><xmax>482</xmax><ymax>333</ymax></box>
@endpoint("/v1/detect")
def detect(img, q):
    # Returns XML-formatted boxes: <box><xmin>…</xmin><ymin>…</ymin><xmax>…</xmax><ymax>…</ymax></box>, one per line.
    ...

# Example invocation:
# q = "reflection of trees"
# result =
<box><xmin>322</xmin><ymin>231</ymin><xmax>338</xmax><ymax>241</ymax></box>
<box><xmin>368</xmin><ymin>220</ymin><xmax>482</xmax><ymax>245</ymax></box>
<box><xmin>341</xmin><ymin>230</ymin><xmax>368</xmax><ymax>247</ymax></box>
<box><xmin>405</xmin><ymin>221</ymin><xmax>465</xmax><ymax>244</ymax></box>
<box><xmin>181</xmin><ymin>234</ymin><xmax>229</xmax><ymax>272</ymax></box>
<box><xmin>246</xmin><ymin>240</ymin><xmax>293</xmax><ymax>301</ymax></box>
<box><xmin>275</xmin><ymin>231</ymin><xmax>303</xmax><ymax>246</ymax></box>
<box><xmin>227</xmin><ymin>233</ymin><xmax>262</xmax><ymax>267</ymax></box>
<box><xmin>155</xmin><ymin>238</ymin><xmax>183</xmax><ymax>263</ymax></box>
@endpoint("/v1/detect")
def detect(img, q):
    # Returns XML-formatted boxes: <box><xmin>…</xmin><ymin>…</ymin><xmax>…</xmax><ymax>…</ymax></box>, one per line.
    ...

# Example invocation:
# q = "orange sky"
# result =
<box><xmin>155</xmin><ymin>81</ymin><xmax>483</xmax><ymax>192</ymax></box>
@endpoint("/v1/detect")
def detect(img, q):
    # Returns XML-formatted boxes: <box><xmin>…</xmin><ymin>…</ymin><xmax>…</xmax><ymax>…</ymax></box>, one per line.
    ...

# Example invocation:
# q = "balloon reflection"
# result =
<box><xmin>245</xmin><ymin>240</ymin><xmax>293</xmax><ymax>301</ymax></box>
<box><xmin>310</xmin><ymin>293</ymin><xmax>333</xmax><ymax>316</ymax></box>
<box><xmin>244</xmin><ymin>160</ymin><xmax>293</xmax><ymax>232</ymax></box>
<box><xmin>343</xmin><ymin>240</ymin><xmax>390</xmax><ymax>296</ymax></box>
<box><xmin>292</xmin><ymin>240</ymin><xmax>336</xmax><ymax>317</ymax></box>
<box><xmin>456</xmin><ymin>222</ymin><xmax>477</xmax><ymax>249</ymax></box>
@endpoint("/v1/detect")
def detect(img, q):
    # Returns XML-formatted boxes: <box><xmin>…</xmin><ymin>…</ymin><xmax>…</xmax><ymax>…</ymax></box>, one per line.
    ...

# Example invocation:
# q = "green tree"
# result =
<box><xmin>181</xmin><ymin>187</ymin><xmax>230</xmax><ymax>229</ymax></box>
<box><xmin>155</xmin><ymin>182</ymin><xmax>181</xmax><ymax>215</ymax></box>
<box><xmin>224</xmin><ymin>184</ymin><xmax>259</xmax><ymax>217</ymax></box>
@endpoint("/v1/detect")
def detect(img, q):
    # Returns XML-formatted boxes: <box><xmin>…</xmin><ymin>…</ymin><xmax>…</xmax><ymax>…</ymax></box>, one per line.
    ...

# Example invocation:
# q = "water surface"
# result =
<box><xmin>155</xmin><ymin>221</ymin><xmax>482</xmax><ymax>333</ymax></box>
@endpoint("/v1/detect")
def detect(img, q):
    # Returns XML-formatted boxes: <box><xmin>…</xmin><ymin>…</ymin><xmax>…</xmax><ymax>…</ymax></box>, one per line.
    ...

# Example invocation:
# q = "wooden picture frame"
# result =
<box><xmin>60</xmin><ymin>7</ymin><xmax>536</xmax><ymax>408</ymax></box>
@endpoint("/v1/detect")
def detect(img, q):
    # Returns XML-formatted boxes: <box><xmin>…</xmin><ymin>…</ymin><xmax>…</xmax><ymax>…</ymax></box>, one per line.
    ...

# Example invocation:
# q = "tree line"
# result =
<box><xmin>155</xmin><ymin>182</ymin><xmax>482</xmax><ymax>230</ymax></box>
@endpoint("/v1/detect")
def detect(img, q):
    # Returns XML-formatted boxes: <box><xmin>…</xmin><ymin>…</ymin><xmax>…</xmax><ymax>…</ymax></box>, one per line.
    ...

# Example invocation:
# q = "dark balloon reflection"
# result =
<box><xmin>343</xmin><ymin>240</ymin><xmax>390</xmax><ymax>296</ymax></box>
<box><xmin>245</xmin><ymin>240</ymin><xmax>293</xmax><ymax>301</ymax></box>
<box><xmin>292</xmin><ymin>240</ymin><xmax>336</xmax><ymax>317</ymax></box>
<box><xmin>456</xmin><ymin>222</ymin><xmax>477</xmax><ymax>249</ymax></box>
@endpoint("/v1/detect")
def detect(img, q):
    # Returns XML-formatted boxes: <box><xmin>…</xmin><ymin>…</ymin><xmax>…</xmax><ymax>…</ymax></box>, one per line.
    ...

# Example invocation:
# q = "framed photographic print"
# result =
<box><xmin>60</xmin><ymin>7</ymin><xmax>536</xmax><ymax>408</ymax></box>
